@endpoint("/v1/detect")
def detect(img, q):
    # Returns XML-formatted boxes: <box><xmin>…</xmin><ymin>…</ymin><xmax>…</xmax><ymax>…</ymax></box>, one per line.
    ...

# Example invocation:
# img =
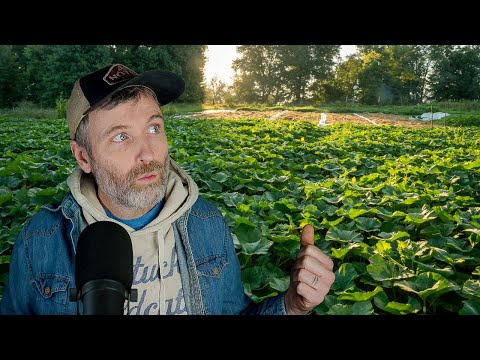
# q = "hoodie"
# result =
<box><xmin>67</xmin><ymin>157</ymin><xmax>199</xmax><ymax>315</ymax></box>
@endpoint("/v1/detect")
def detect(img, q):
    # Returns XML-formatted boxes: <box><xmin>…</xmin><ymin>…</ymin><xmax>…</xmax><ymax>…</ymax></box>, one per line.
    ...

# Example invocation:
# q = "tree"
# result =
<box><xmin>232</xmin><ymin>45</ymin><xmax>339</xmax><ymax>105</ymax></box>
<box><xmin>205</xmin><ymin>75</ymin><xmax>227</xmax><ymax>105</ymax></box>
<box><xmin>329</xmin><ymin>54</ymin><xmax>362</xmax><ymax>103</ymax></box>
<box><xmin>277</xmin><ymin>45</ymin><xmax>340</xmax><ymax>105</ymax></box>
<box><xmin>429</xmin><ymin>46</ymin><xmax>480</xmax><ymax>101</ymax></box>
<box><xmin>20</xmin><ymin>45</ymin><xmax>206</xmax><ymax>107</ymax></box>
<box><xmin>382</xmin><ymin>45</ymin><xmax>431</xmax><ymax>104</ymax></box>
<box><xmin>24</xmin><ymin>45</ymin><xmax>112</xmax><ymax>106</ymax></box>
<box><xmin>0</xmin><ymin>46</ymin><xmax>25</xmax><ymax>107</ymax></box>
<box><xmin>352</xmin><ymin>46</ymin><xmax>432</xmax><ymax>105</ymax></box>
<box><xmin>356</xmin><ymin>50</ymin><xmax>393</xmax><ymax>105</ymax></box>
<box><xmin>232</xmin><ymin>45</ymin><xmax>284</xmax><ymax>105</ymax></box>
<box><xmin>168</xmin><ymin>45</ymin><xmax>207</xmax><ymax>103</ymax></box>
<box><xmin>110</xmin><ymin>45</ymin><xmax>207</xmax><ymax>103</ymax></box>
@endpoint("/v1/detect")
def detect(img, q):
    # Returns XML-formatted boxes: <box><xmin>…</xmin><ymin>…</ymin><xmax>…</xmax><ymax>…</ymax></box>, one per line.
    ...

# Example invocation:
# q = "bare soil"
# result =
<box><xmin>185</xmin><ymin>110</ymin><xmax>437</xmax><ymax>128</ymax></box>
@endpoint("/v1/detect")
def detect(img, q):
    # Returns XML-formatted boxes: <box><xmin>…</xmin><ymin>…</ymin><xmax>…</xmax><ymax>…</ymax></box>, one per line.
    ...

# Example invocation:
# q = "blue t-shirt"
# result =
<box><xmin>104</xmin><ymin>198</ymin><xmax>165</xmax><ymax>230</ymax></box>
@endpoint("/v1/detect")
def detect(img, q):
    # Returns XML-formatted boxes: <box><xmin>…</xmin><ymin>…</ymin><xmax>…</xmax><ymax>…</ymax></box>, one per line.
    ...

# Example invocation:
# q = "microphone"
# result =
<box><xmin>69</xmin><ymin>221</ymin><xmax>137</xmax><ymax>315</ymax></box>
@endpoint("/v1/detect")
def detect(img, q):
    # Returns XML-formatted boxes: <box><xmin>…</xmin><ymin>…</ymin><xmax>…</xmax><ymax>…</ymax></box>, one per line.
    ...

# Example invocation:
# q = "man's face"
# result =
<box><xmin>86</xmin><ymin>94</ymin><xmax>169</xmax><ymax>211</ymax></box>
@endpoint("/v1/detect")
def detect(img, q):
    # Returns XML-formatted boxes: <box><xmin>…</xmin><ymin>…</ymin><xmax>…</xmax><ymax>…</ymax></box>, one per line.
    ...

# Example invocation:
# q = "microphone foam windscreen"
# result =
<box><xmin>75</xmin><ymin>221</ymin><xmax>133</xmax><ymax>290</ymax></box>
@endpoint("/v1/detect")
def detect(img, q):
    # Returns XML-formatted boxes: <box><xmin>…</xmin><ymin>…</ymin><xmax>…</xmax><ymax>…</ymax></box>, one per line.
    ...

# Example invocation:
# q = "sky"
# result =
<box><xmin>204</xmin><ymin>45</ymin><xmax>357</xmax><ymax>86</ymax></box>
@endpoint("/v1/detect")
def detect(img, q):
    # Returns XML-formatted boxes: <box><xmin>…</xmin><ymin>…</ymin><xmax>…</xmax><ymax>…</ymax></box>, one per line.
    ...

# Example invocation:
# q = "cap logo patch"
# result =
<box><xmin>102</xmin><ymin>64</ymin><xmax>138</xmax><ymax>86</ymax></box>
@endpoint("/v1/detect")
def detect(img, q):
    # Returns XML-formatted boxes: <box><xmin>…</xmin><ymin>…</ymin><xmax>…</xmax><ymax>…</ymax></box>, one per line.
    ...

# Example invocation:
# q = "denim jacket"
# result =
<box><xmin>0</xmin><ymin>192</ymin><xmax>287</xmax><ymax>315</ymax></box>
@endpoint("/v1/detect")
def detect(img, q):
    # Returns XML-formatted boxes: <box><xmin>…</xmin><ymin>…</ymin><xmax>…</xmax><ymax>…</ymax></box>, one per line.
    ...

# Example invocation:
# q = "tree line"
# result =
<box><xmin>0</xmin><ymin>45</ymin><xmax>206</xmax><ymax>108</ymax></box>
<box><xmin>213</xmin><ymin>45</ymin><xmax>480</xmax><ymax>106</ymax></box>
<box><xmin>1</xmin><ymin>45</ymin><xmax>480</xmax><ymax>109</ymax></box>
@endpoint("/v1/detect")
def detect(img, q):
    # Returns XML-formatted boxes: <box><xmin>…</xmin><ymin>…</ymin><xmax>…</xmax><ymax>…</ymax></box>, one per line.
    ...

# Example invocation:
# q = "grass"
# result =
<box><xmin>3</xmin><ymin>100</ymin><xmax>480</xmax><ymax>122</ymax></box>
<box><xmin>0</xmin><ymin>101</ymin><xmax>58</xmax><ymax>119</ymax></box>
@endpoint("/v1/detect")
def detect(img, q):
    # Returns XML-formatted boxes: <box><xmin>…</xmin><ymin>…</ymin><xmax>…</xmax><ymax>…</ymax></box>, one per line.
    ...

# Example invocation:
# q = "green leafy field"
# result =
<box><xmin>1</xmin><ymin>115</ymin><xmax>479</xmax><ymax>314</ymax></box>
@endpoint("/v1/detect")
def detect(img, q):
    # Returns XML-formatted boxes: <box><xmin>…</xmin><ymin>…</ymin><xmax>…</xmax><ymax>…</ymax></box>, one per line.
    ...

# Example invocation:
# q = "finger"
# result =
<box><xmin>296</xmin><ymin>245</ymin><xmax>334</xmax><ymax>271</ymax></box>
<box><xmin>296</xmin><ymin>280</ymin><xmax>330</xmax><ymax>307</ymax></box>
<box><xmin>292</xmin><ymin>264</ymin><xmax>335</xmax><ymax>288</ymax></box>
<box><xmin>301</xmin><ymin>224</ymin><xmax>314</xmax><ymax>247</ymax></box>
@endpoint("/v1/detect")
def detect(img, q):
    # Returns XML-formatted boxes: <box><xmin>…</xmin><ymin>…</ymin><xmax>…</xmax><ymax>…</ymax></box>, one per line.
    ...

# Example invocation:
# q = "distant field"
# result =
<box><xmin>173</xmin><ymin>109</ymin><xmax>480</xmax><ymax>128</ymax></box>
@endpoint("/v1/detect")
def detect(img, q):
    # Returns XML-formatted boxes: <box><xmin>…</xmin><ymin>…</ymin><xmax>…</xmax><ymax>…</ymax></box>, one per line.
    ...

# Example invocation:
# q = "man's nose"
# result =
<box><xmin>138</xmin><ymin>140</ymin><xmax>154</xmax><ymax>163</ymax></box>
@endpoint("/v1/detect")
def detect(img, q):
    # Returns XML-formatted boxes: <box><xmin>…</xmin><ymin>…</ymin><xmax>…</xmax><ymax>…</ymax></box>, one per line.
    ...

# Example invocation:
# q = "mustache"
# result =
<box><xmin>127</xmin><ymin>159</ymin><xmax>169</xmax><ymax>182</ymax></box>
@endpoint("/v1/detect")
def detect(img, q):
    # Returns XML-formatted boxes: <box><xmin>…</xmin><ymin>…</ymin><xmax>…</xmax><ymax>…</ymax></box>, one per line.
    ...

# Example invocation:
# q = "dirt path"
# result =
<box><xmin>181</xmin><ymin>110</ymin><xmax>436</xmax><ymax>128</ymax></box>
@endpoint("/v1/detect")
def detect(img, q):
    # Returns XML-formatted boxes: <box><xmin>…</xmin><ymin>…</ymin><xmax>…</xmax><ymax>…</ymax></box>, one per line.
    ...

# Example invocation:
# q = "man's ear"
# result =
<box><xmin>70</xmin><ymin>140</ymin><xmax>92</xmax><ymax>173</ymax></box>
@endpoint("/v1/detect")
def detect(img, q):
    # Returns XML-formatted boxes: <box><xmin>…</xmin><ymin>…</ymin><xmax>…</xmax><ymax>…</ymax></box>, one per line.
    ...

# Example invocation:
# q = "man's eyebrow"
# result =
<box><xmin>101</xmin><ymin>124</ymin><xmax>129</xmax><ymax>141</ymax></box>
<box><xmin>149</xmin><ymin>113</ymin><xmax>164</xmax><ymax>122</ymax></box>
<box><xmin>101</xmin><ymin>113</ymin><xmax>164</xmax><ymax>140</ymax></box>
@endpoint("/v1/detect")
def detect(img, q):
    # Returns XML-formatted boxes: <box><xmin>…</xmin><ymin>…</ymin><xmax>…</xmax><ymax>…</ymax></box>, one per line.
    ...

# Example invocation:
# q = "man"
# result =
<box><xmin>0</xmin><ymin>64</ymin><xmax>335</xmax><ymax>315</ymax></box>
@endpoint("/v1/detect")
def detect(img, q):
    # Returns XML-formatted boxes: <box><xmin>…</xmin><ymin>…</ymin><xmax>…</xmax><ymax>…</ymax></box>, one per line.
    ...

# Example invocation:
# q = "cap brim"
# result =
<box><xmin>85</xmin><ymin>70</ymin><xmax>185</xmax><ymax>116</ymax></box>
<box><xmin>118</xmin><ymin>70</ymin><xmax>185</xmax><ymax>106</ymax></box>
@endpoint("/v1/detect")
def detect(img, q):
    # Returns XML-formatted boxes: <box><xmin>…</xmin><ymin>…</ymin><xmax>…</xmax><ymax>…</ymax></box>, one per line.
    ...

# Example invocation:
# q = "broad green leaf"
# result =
<box><xmin>395</xmin><ymin>272</ymin><xmax>460</xmax><ymax>301</ymax></box>
<box><xmin>331</xmin><ymin>263</ymin><xmax>359</xmax><ymax>292</ymax></box>
<box><xmin>211</xmin><ymin>172</ymin><xmax>230</xmax><ymax>183</ymax></box>
<box><xmin>338</xmin><ymin>286</ymin><xmax>383</xmax><ymax>301</ymax></box>
<box><xmin>218</xmin><ymin>192</ymin><xmax>245</xmax><ymax>207</ymax></box>
<box><xmin>0</xmin><ymin>255</ymin><xmax>11</xmax><ymax>265</ymax></box>
<box><xmin>0</xmin><ymin>193</ymin><xmax>13</xmax><ymax>206</ymax></box>
<box><xmin>372</xmin><ymin>231</ymin><xmax>410</xmax><ymax>241</ymax></box>
<box><xmin>431</xmin><ymin>247</ymin><xmax>473</xmax><ymax>266</ymax></box>
<box><xmin>273</xmin><ymin>200</ymin><xmax>299</xmax><ymax>213</ymax></box>
<box><xmin>242</xmin><ymin>282</ymin><xmax>278</xmax><ymax>304</ymax></box>
<box><xmin>347</xmin><ymin>208</ymin><xmax>369</xmax><ymax>219</ymax></box>
<box><xmin>269</xmin><ymin>234</ymin><xmax>298</xmax><ymax>243</ymax></box>
<box><xmin>241</xmin><ymin>266</ymin><xmax>270</xmax><ymax>290</ymax></box>
<box><xmin>323</xmin><ymin>163</ymin><xmax>342</xmax><ymax>172</ymax></box>
<box><xmin>323</xmin><ymin>216</ymin><xmax>345</xmax><ymax>228</ymax></box>
<box><xmin>237</xmin><ymin>203</ymin><xmax>250</xmax><ymax>212</ymax></box>
<box><xmin>462</xmin><ymin>279</ymin><xmax>480</xmax><ymax>299</ymax></box>
<box><xmin>400</xmin><ymin>196</ymin><xmax>419</xmax><ymax>205</ymax></box>
<box><xmin>326</xmin><ymin>303</ymin><xmax>351</xmax><ymax>315</ymax></box>
<box><xmin>331</xmin><ymin>245</ymin><xmax>356</xmax><ymax>260</ymax></box>
<box><xmin>234</xmin><ymin>223</ymin><xmax>273</xmax><ymax>255</ymax></box>
<box><xmin>269</xmin><ymin>276</ymin><xmax>290</xmax><ymax>292</ymax></box>
<box><xmin>459</xmin><ymin>299</ymin><xmax>480</xmax><ymax>315</ymax></box>
<box><xmin>420</xmin><ymin>223</ymin><xmax>455</xmax><ymax>238</ymax></box>
<box><xmin>374</xmin><ymin>240</ymin><xmax>392</xmax><ymax>254</ymax></box>
<box><xmin>376</xmin><ymin>207</ymin><xmax>394</xmax><ymax>219</ymax></box>
<box><xmin>355</xmin><ymin>217</ymin><xmax>382</xmax><ymax>232</ymax></box>
<box><xmin>0</xmin><ymin>176</ymin><xmax>22</xmax><ymax>189</ymax></box>
<box><xmin>240</xmin><ymin>238</ymin><xmax>273</xmax><ymax>255</ymax></box>
<box><xmin>405</xmin><ymin>212</ymin><xmax>437</xmax><ymax>225</ymax></box>
<box><xmin>367</xmin><ymin>254</ymin><xmax>414</xmax><ymax>283</ymax></box>
<box><xmin>465</xmin><ymin>228</ymin><xmax>480</xmax><ymax>236</ymax></box>
<box><xmin>445</xmin><ymin>237</ymin><xmax>472</xmax><ymax>253</ymax></box>
<box><xmin>323</xmin><ymin>195</ymin><xmax>343</xmax><ymax>204</ymax></box>
<box><xmin>326</xmin><ymin>228</ymin><xmax>363</xmax><ymax>243</ymax></box>
<box><xmin>473</xmin><ymin>266</ymin><xmax>480</xmax><ymax>276</ymax></box>
<box><xmin>374</xmin><ymin>291</ymin><xmax>421</xmax><ymax>314</ymax></box>
<box><xmin>463</xmin><ymin>159</ymin><xmax>480</xmax><ymax>169</ymax></box>
<box><xmin>264</xmin><ymin>212</ymin><xmax>286</xmax><ymax>224</ymax></box>
<box><xmin>414</xmin><ymin>261</ymin><xmax>455</xmax><ymax>277</ymax></box>
<box><xmin>312</xmin><ymin>294</ymin><xmax>338</xmax><ymax>315</ymax></box>
<box><xmin>327</xmin><ymin>301</ymin><xmax>374</xmax><ymax>315</ymax></box>
<box><xmin>204</xmin><ymin>180</ymin><xmax>223</xmax><ymax>192</ymax></box>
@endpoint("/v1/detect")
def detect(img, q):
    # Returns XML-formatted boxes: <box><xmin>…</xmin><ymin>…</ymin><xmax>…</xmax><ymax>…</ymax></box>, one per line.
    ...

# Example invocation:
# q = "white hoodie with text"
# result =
<box><xmin>67</xmin><ymin>157</ymin><xmax>199</xmax><ymax>315</ymax></box>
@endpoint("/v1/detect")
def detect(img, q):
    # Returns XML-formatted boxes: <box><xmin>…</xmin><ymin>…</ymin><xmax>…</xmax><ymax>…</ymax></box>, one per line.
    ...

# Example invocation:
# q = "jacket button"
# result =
<box><xmin>44</xmin><ymin>287</ymin><xmax>51</xmax><ymax>295</ymax></box>
<box><xmin>213</xmin><ymin>267</ymin><xmax>219</xmax><ymax>275</ymax></box>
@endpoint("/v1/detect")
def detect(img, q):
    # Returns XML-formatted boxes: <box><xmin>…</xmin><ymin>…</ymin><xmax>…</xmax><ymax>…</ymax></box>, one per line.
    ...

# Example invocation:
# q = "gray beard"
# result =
<box><xmin>91</xmin><ymin>156</ymin><xmax>169</xmax><ymax>211</ymax></box>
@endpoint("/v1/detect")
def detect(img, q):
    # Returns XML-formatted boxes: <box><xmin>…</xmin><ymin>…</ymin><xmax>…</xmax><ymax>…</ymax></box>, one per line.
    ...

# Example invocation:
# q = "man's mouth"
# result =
<box><xmin>137</xmin><ymin>172</ymin><xmax>158</xmax><ymax>182</ymax></box>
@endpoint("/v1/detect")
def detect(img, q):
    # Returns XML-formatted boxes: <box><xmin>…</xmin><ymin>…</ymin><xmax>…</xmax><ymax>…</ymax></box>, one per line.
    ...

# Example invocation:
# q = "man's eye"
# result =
<box><xmin>147</xmin><ymin>125</ymin><xmax>160</xmax><ymax>134</ymax></box>
<box><xmin>113</xmin><ymin>133</ymin><xmax>127</xmax><ymax>142</ymax></box>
